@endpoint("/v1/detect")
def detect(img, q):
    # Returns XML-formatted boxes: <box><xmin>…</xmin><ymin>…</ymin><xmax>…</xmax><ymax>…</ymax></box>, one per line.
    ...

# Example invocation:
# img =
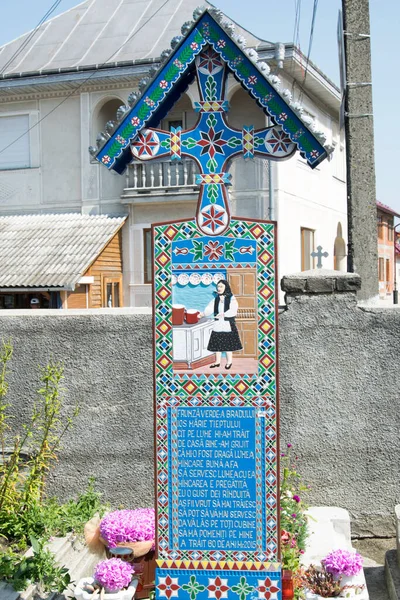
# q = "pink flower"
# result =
<box><xmin>322</xmin><ymin>549</ymin><xmax>363</xmax><ymax>577</ymax></box>
<box><xmin>281</xmin><ymin>530</ymin><xmax>290</xmax><ymax>545</ymax></box>
<box><xmin>94</xmin><ymin>558</ymin><xmax>133</xmax><ymax>592</ymax></box>
<box><xmin>100</xmin><ymin>508</ymin><xmax>155</xmax><ymax>549</ymax></box>
<box><xmin>293</xmin><ymin>495</ymin><xmax>301</xmax><ymax>503</ymax></box>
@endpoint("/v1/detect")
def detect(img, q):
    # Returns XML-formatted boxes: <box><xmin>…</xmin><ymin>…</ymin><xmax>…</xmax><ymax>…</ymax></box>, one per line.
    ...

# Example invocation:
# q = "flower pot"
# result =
<box><xmin>105</xmin><ymin>547</ymin><xmax>156</xmax><ymax>600</ymax></box>
<box><xmin>337</xmin><ymin>573</ymin><xmax>366</xmax><ymax>597</ymax></box>
<box><xmin>74</xmin><ymin>577</ymin><xmax>139</xmax><ymax>600</ymax></box>
<box><xmin>132</xmin><ymin>550</ymin><xmax>156</xmax><ymax>599</ymax></box>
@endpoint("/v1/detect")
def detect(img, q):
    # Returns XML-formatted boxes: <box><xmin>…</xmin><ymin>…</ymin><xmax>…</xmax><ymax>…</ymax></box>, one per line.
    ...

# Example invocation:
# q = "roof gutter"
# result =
<box><xmin>0</xmin><ymin>286</ymin><xmax>73</xmax><ymax>292</ymax></box>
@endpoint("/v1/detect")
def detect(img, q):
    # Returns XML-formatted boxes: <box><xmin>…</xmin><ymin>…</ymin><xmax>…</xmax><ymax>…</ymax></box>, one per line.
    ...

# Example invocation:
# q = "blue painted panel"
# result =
<box><xmin>170</xmin><ymin>407</ymin><xmax>259</xmax><ymax>552</ymax></box>
<box><xmin>172</xmin><ymin>237</ymin><xmax>257</xmax><ymax>266</ymax></box>
<box><xmin>156</xmin><ymin>568</ymin><xmax>281</xmax><ymax>600</ymax></box>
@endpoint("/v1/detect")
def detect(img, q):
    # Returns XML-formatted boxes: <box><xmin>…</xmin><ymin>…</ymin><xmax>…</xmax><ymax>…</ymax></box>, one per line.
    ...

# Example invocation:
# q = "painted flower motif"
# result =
<box><xmin>217</xmin><ymin>39</ymin><xmax>226</xmax><ymax>48</ymax></box>
<box><xmin>182</xmin><ymin>575</ymin><xmax>206</xmax><ymax>600</ymax></box>
<box><xmin>279</xmin><ymin>112</ymin><xmax>288</xmax><ymax>121</ymax></box>
<box><xmin>198</xmin><ymin>48</ymin><xmax>224</xmax><ymax>74</ymax></box>
<box><xmin>101</xmin><ymin>155</ymin><xmax>111</xmax><ymax>165</ymax></box>
<box><xmin>145</xmin><ymin>96</ymin><xmax>155</xmax><ymax>107</ymax></box>
<box><xmin>263</xmin><ymin>94</ymin><xmax>273</xmax><ymax>103</ymax></box>
<box><xmin>94</xmin><ymin>558</ymin><xmax>134</xmax><ymax>593</ymax></box>
<box><xmin>190</xmin><ymin>42</ymin><xmax>199</xmax><ymax>50</ymax></box>
<box><xmin>248</xmin><ymin>75</ymin><xmax>257</xmax><ymax>85</ymax></box>
<box><xmin>232</xmin><ymin>56</ymin><xmax>243</xmax><ymax>67</ymax></box>
<box><xmin>231</xmin><ymin>576</ymin><xmax>254</xmax><ymax>600</ymax></box>
<box><xmin>204</xmin><ymin>240</ymin><xmax>224</xmax><ymax>260</ymax></box>
<box><xmin>257</xmin><ymin>577</ymin><xmax>280</xmax><ymax>600</ymax></box>
<box><xmin>131</xmin><ymin>130</ymin><xmax>160</xmax><ymax>158</ymax></box>
<box><xmin>174</xmin><ymin>59</ymin><xmax>184</xmax><ymax>69</ymax></box>
<box><xmin>311</xmin><ymin>150</ymin><xmax>320</xmax><ymax>158</ymax></box>
<box><xmin>207</xmin><ymin>576</ymin><xmax>229</xmax><ymax>600</ymax></box>
<box><xmin>131</xmin><ymin>116</ymin><xmax>141</xmax><ymax>127</ymax></box>
<box><xmin>159</xmin><ymin>80</ymin><xmax>168</xmax><ymax>89</ymax></box>
<box><xmin>158</xmin><ymin>575</ymin><xmax>180</xmax><ymax>599</ymax></box>
<box><xmin>116</xmin><ymin>135</ymin><xmax>126</xmax><ymax>145</ymax></box>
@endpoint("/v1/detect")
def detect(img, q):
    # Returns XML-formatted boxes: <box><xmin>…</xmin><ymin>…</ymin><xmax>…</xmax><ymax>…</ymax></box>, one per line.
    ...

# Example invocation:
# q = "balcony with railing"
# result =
<box><xmin>121</xmin><ymin>159</ymin><xmax>200</xmax><ymax>201</ymax></box>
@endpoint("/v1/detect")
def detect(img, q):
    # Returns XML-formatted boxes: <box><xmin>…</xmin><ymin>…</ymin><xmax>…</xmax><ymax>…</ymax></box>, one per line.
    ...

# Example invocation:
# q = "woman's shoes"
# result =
<box><xmin>210</xmin><ymin>363</ymin><xmax>220</xmax><ymax>368</ymax></box>
<box><xmin>225</xmin><ymin>363</ymin><xmax>232</xmax><ymax>370</ymax></box>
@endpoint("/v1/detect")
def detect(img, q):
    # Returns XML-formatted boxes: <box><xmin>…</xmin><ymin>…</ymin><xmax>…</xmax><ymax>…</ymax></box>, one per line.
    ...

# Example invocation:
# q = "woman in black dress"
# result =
<box><xmin>199</xmin><ymin>279</ymin><xmax>242</xmax><ymax>370</ymax></box>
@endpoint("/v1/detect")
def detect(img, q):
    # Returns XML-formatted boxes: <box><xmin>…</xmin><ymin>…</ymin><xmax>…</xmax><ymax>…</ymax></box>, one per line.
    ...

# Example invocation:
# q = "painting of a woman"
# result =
<box><xmin>199</xmin><ymin>279</ymin><xmax>242</xmax><ymax>370</ymax></box>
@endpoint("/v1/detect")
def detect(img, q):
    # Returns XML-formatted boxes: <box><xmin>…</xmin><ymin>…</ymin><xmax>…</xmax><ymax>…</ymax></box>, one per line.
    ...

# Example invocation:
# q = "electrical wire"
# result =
<box><xmin>0</xmin><ymin>0</ymin><xmax>171</xmax><ymax>157</ymax></box>
<box><xmin>1</xmin><ymin>0</ymin><xmax>63</xmax><ymax>75</ymax></box>
<box><xmin>302</xmin><ymin>0</ymin><xmax>319</xmax><ymax>87</ymax></box>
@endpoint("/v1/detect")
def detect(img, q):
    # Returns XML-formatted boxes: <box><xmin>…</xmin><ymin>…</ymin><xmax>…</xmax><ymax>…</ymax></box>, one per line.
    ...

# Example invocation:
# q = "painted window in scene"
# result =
<box><xmin>377</xmin><ymin>216</ymin><xmax>384</xmax><ymax>240</ymax></box>
<box><xmin>103</xmin><ymin>277</ymin><xmax>122</xmax><ymax>307</ymax></box>
<box><xmin>0</xmin><ymin>115</ymin><xmax>30</xmax><ymax>170</ymax></box>
<box><xmin>378</xmin><ymin>257</ymin><xmax>385</xmax><ymax>282</ymax></box>
<box><xmin>301</xmin><ymin>227</ymin><xmax>315</xmax><ymax>271</ymax></box>
<box><xmin>144</xmin><ymin>228</ymin><xmax>152</xmax><ymax>283</ymax></box>
<box><xmin>388</xmin><ymin>225</ymin><xmax>394</xmax><ymax>242</ymax></box>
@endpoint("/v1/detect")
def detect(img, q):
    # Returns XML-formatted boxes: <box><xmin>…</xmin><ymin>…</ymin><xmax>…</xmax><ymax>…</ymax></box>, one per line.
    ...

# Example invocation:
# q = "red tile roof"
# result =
<box><xmin>377</xmin><ymin>201</ymin><xmax>400</xmax><ymax>217</ymax></box>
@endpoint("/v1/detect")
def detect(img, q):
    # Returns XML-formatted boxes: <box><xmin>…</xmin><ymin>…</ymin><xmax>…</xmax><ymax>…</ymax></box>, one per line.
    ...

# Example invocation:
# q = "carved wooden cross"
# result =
<box><xmin>131</xmin><ymin>46</ymin><xmax>296</xmax><ymax>236</ymax></box>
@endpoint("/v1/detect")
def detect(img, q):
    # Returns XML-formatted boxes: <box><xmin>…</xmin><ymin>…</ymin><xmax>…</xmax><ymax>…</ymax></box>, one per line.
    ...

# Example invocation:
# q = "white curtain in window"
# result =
<box><xmin>0</xmin><ymin>115</ymin><xmax>30</xmax><ymax>169</ymax></box>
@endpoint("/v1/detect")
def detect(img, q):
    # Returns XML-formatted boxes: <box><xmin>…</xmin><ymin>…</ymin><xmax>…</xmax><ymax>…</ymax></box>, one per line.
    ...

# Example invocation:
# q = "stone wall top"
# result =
<box><xmin>281</xmin><ymin>269</ymin><xmax>362</xmax><ymax>295</ymax></box>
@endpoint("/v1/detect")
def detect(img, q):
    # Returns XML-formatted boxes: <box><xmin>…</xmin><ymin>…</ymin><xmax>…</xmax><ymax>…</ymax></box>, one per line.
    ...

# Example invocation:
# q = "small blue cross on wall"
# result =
<box><xmin>311</xmin><ymin>245</ymin><xmax>329</xmax><ymax>269</ymax></box>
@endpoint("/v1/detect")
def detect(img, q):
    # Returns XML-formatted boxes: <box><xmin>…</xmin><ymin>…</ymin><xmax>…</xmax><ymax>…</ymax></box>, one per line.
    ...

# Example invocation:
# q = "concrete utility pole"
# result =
<box><xmin>342</xmin><ymin>0</ymin><xmax>378</xmax><ymax>301</ymax></box>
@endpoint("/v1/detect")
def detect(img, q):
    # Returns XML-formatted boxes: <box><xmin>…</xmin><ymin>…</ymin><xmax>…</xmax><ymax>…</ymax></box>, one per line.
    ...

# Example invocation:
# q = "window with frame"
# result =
<box><xmin>377</xmin><ymin>216</ymin><xmax>384</xmax><ymax>240</ymax></box>
<box><xmin>301</xmin><ymin>227</ymin><xmax>315</xmax><ymax>271</ymax></box>
<box><xmin>0</xmin><ymin>115</ymin><xmax>30</xmax><ymax>170</ymax></box>
<box><xmin>378</xmin><ymin>257</ymin><xmax>385</xmax><ymax>281</ymax></box>
<box><xmin>388</xmin><ymin>225</ymin><xmax>394</xmax><ymax>242</ymax></box>
<box><xmin>103</xmin><ymin>277</ymin><xmax>122</xmax><ymax>307</ymax></box>
<box><xmin>143</xmin><ymin>228</ymin><xmax>152</xmax><ymax>284</ymax></box>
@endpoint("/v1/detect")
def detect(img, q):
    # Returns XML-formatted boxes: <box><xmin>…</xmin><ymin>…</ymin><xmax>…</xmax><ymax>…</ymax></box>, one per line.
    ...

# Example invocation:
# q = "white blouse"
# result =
<box><xmin>204</xmin><ymin>295</ymin><xmax>239</xmax><ymax>319</ymax></box>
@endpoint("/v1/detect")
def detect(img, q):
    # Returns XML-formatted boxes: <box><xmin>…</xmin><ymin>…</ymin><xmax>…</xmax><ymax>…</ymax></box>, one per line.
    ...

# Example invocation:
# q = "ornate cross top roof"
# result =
<box><xmin>93</xmin><ymin>8</ymin><xmax>333</xmax><ymax>235</ymax></box>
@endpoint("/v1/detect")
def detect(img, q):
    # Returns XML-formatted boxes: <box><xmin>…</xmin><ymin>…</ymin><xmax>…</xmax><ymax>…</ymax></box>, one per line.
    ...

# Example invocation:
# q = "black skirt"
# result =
<box><xmin>207</xmin><ymin>320</ymin><xmax>243</xmax><ymax>352</ymax></box>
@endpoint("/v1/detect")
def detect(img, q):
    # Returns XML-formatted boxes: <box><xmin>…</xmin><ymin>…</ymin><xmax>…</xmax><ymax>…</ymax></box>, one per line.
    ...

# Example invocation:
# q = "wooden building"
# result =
<box><xmin>0</xmin><ymin>214</ymin><xmax>126</xmax><ymax>309</ymax></box>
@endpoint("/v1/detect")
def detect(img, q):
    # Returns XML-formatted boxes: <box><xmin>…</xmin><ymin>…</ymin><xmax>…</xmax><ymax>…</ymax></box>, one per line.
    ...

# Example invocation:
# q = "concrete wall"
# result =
<box><xmin>1</xmin><ymin>273</ymin><xmax>398</xmax><ymax>537</ymax></box>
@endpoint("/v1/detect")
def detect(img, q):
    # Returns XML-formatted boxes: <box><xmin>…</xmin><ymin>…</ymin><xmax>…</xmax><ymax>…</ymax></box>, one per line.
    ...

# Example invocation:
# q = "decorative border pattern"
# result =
<box><xmin>154</xmin><ymin>219</ymin><xmax>276</xmax><ymax>399</ymax></box>
<box><xmin>154</xmin><ymin>218</ymin><xmax>278</xmax><ymax>565</ymax></box>
<box><xmin>96</xmin><ymin>12</ymin><xmax>327</xmax><ymax>171</ymax></box>
<box><xmin>155</xmin><ymin>568</ymin><xmax>281</xmax><ymax>600</ymax></box>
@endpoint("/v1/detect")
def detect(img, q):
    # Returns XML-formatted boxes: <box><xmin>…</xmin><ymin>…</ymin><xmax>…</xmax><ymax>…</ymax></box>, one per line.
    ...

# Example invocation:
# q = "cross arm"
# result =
<box><xmin>131</xmin><ymin>128</ymin><xmax>174</xmax><ymax>161</ymax></box>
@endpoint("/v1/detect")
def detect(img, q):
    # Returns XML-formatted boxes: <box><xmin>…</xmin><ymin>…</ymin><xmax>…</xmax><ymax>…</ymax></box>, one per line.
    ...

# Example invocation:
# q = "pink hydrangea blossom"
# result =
<box><xmin>322</xmin><ymin>549</ymin><xmax>363</xmax><ymax>576</ymax></box>
<box><xmin>100</xmin><ymin>508</ymin><xmax>155</xmax><ymax>549</ymax></box>
<box><xmin>94</xmin><ymin>558</ymin><xmax>134</xmax><ymax>592</ymax></box>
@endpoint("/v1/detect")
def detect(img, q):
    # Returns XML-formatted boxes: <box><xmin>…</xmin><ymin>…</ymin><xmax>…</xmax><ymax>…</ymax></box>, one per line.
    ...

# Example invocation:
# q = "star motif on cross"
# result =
<box><xmin>265</xmin><ymin>128</ymin><xmax>293</xmax><ymax>154</ymax></box>
<box><xmin>197</xmin><ymin>48</ymin><xmax>223</xmax><ymax>74</ymax></box>
<box><xmin>201</xmin><ymin>205</ymin><xmax>227</xmax><ymax>234</ymax></box>
<box><xmin>131</xmin><ymin>129</ymin><xmax>160</xmax><ymax>159</ymax></box>
<box><xmin>198</xmin><ymin>127</ymin><xmax>227</xmax><ymax>158</ymax></box>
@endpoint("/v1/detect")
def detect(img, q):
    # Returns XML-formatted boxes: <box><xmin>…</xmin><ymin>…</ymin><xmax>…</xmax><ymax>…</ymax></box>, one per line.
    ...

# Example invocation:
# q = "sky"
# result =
<box><xmin>0</xmin><ymin>0</ymin><xmax>399</xmax><ymax>213</ymax></box>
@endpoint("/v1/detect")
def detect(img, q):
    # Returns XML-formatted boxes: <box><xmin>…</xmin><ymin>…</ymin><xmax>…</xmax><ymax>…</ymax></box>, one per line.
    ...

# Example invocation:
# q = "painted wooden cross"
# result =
<box><xmin>131</xmin><ymin>46</ymin><xmax>296</xmax><ymax>236</ymax></box>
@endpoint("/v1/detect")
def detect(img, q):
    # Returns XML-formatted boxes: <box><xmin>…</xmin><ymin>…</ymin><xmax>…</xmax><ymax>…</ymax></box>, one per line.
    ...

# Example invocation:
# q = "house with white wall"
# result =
<box><xmin>0</xmin><ymin>0</ymin><xmax>346</xmax><ymax>307</ymax></box>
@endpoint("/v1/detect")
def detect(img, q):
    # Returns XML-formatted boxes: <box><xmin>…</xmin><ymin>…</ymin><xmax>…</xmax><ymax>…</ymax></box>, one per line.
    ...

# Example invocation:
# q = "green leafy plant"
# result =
<box><xmin>0</xmin><ymin>535</ymin><xmax>71</xmax><ymax>593</ymax></box>
<box><xmin>280</xmin><ymin>444</ymin><xmax>310</xmax><ymax>596</ymax></box>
